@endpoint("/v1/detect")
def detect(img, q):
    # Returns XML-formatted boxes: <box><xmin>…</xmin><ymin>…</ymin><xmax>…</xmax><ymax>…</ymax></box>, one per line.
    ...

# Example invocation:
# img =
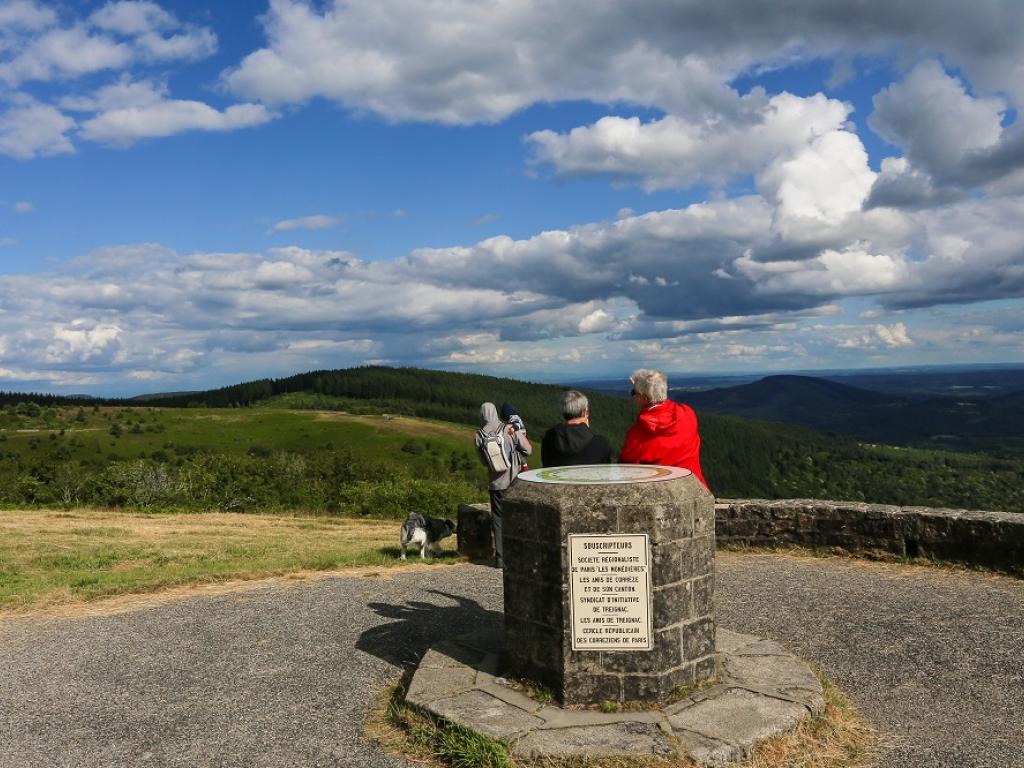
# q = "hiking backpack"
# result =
<box><xmin>481</xmin><ymin>427</ymin><xmax>511</xmax><ymax>473</ymax></box>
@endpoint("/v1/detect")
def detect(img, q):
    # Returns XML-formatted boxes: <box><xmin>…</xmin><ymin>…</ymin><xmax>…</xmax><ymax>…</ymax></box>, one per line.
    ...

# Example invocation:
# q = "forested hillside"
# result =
<box><xmin>686</xmin><ymin>375</ymin><xmax>1024</xmax><ymax>455</ymax></box>
<box><xmin>124</xmin><ymin>366</ymin><xmax>1024</xmax><ymax>512</ymax></box>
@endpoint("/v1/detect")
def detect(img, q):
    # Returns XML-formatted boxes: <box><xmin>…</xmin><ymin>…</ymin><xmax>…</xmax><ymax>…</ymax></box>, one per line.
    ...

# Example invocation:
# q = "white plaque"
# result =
<box><xmin>568</xmin><ymin>533</ymin><xmax>652</xmax><ymax>651</ymax></box>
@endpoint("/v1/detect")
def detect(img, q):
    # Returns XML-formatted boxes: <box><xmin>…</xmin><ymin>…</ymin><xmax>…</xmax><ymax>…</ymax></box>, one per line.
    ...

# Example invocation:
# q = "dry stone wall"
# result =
<box><xmin>716</xmin><ymin>499</ymin><xmax>1024</xmax><ymax>575</ymax></box>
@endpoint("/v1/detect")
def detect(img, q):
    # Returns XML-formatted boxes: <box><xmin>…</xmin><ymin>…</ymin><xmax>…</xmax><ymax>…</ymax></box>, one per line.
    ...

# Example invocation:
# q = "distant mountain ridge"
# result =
<box><xmin>684</xmin><ymin>374</ymin><xmax>1024</xmax><ymax>455</ymax></box>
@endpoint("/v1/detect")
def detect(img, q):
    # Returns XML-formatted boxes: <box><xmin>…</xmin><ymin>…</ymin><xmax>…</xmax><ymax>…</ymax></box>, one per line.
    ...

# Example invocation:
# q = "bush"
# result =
<box><xmin>336</xmin><ymin>477</ymin><xmax>483</xmax><ymax>519</ymax></box>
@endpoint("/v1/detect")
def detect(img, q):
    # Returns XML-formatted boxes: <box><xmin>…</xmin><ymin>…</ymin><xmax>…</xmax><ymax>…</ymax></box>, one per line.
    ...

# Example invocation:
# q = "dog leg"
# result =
<box><xmin>400</xmin><ymin>538</ymin><xmax>407</xmax><ymax>560</ymax></box>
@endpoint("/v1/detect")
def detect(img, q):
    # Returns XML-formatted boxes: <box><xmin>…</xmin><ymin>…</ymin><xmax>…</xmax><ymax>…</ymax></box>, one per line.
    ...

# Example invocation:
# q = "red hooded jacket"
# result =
<box><xmin>619</xmin><ymin>399</ymin><xmax>708</xmax><ymax>490</ymax></box>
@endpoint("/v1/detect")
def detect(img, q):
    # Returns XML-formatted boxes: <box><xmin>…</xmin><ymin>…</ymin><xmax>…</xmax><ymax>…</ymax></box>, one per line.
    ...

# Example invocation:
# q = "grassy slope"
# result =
<box><xmin>0</xmin><ymin>405</ymin><xmax>478</xmax><ymax>475</ymax></box>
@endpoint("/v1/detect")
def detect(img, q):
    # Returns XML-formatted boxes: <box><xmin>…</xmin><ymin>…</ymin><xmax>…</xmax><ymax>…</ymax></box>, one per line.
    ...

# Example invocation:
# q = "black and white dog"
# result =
<box><xmin>399</xmin><ymin>512</ymin><xmax>456</xmax><ymax>560</ymax></box>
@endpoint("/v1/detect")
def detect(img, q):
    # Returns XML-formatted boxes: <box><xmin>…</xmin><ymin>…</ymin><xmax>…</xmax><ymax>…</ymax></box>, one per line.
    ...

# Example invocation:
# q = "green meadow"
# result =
<box><xmin>0</xmin><ymin>403</ymin><xmax>486</xmax><ymax>515</ymax></box>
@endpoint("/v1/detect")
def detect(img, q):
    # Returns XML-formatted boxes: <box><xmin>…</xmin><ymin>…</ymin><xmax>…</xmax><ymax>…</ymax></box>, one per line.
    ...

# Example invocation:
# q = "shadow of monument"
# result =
<box><xmin>356</xmin><ymin>589</ymin><xmax>503</xmax><ymax>668</ymax></box>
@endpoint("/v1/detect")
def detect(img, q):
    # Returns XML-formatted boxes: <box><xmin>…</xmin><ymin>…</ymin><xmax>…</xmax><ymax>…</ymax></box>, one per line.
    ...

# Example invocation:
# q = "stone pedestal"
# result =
<box><xmin>502</xmin><ymin>465</ymin><xmax>716</xmax><ymax>706</ymax></box>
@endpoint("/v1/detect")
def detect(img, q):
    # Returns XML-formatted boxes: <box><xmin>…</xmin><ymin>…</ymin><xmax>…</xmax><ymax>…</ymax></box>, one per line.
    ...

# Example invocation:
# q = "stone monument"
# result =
<box><xmin>501</xmin><ymin>464</ymin><xmax>716</xmax><ymax>705</ymax></box>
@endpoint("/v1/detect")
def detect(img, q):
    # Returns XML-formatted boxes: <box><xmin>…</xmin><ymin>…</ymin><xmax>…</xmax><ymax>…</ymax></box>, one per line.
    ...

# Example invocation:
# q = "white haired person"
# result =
<box><xmin>619</xmin><ymin>369</ymin><xmax>709</xmax><ymax>490</ymax></box>
<box><xmin>540</xmin><ymin>390</ymin><xmax>612</xmax><ymax>467</ymax></box>
<box><xmin>475</xmin><ymin>401</ymin><xmax>532</xmax><ymax>568</ymax></box>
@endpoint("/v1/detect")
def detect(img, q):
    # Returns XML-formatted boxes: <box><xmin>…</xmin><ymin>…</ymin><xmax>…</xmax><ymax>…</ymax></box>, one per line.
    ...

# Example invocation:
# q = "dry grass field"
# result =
<box><xmin>0</xmin><ymin>508</ymin><xmax>458</xmax><ymax>614</ymax></box>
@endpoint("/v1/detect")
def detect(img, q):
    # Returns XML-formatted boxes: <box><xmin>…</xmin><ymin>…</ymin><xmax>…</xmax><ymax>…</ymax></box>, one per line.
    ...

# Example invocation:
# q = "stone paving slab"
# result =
<box><xmin>405</xmin><ymin>627</ymin><xmax>825</xmax><ymax>766</ymax></box>
<box><xmin>514</xmin><ymin>722</ymin><xmax>677</xmax><ymax>760</ymax></box>
<box><xmin>426</xmin><ymin>689</ymin><xmax>545</xmax><ymax>741</ymax></box>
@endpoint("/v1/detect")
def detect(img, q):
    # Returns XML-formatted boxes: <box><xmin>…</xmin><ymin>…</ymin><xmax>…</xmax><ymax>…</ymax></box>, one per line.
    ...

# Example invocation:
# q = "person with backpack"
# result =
<box><xmin>475</xmin><ymin>401</ymin><xmax>532</xmax><ymax>568</ymax></box>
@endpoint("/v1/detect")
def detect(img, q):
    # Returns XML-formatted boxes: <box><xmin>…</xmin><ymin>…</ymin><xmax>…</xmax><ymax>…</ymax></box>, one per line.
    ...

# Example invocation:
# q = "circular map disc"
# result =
<box><xmin>518</xmin><ymin>464</ymin><xmax>691</xmax><ymax>485</ymax></box>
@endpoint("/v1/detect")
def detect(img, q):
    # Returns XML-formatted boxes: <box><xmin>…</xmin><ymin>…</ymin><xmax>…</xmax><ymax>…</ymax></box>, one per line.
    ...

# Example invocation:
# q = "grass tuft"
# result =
<box><xmin>369</xmin><ymin>676</ymin><xmax>514</xmax><ymax>768</ymax></box>
<box><xmin>745</xmin><ymin>670</ymin><xmax>877</xmax><ymax>768</ymax></box>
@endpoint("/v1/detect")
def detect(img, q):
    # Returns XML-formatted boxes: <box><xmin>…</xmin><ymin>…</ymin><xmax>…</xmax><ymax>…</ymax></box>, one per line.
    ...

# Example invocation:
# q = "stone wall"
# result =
<box><xmin>716</xmin><ymin>499</ymin><xmax>1024</xmax><ymax>575</ymax></box>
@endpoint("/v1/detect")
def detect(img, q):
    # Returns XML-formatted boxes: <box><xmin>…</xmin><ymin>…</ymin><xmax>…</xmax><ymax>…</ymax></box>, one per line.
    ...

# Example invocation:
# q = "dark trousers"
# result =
<box><xmin>488</xmin><ymin>488</ymin><xmax>504</xmax><ymax>567</ymax></box>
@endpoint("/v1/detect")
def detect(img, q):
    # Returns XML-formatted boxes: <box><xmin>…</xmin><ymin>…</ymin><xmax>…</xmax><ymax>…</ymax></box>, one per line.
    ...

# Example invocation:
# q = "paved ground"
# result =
<box><xmin>0</xmin><ymin>552</ymin><xmax>1021</xmax><ymax>768</ymax></box>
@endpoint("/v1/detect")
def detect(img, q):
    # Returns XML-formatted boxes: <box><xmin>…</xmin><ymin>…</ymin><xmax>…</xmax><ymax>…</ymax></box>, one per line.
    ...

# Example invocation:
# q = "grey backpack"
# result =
<box><xmin>481</xmin><ymin>428</ymin><xmax>511</xmax><ymax>473</ymax></box>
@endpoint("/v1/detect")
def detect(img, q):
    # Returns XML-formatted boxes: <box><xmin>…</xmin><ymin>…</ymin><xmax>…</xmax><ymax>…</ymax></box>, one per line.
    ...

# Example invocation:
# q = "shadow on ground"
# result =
<box><xmin>356</xmin><ymin>588</ymin><xmax>503</xmax><ymax>668</ymax></box>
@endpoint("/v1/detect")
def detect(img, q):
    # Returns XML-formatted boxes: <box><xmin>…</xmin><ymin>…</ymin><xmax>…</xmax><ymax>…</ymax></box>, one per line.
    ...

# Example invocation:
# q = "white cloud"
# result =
<box><xmin>757</xmin><ymin>130</ymin><xmax>876</xmax><ymax>234</ymax></box>
<box><xmin>837</xmin><ymin>322</ymin><xmax>912</xmax><ymax>349</ymax></box>
<box><xmin>0</xmin><ymin>1</ymin><xmax>55</xmax><ymax>31</ymax></box>
<box><xmin>0</xmin><ymin>26</ymin><xmax>132</xmax><ymax>85</ymax></box>
<box><xmin>80</xmin><ymin>97</ymin><xmax>273</xmax><ymax>144</ymax></box>
<box><xmin>0</xmin><ymin>2</ymin><xmax>217</xmax><ymax>86</ymax></box>
<box><xmin>89</xmin><ymin>2</ymin><xmax>176</xmax><ymax>36</ymax></box>
<box><xmin>45</xmin><ymin>322</ymin><xmax>123</xmax><ymax>363</ymax></box>
<box><xmin>528</xmin><ymin>92</ymin><xmax>852</xmax><ymax>191</ymax></box>
<box><xmin>268</xmin><ymin>214</ymin><xmax>340</xmax><ymax>233</ymax></box>
<box><xmin>13</xmin><ymin>200</ymin><xmax>33</xmax><ymax>213</ymax></box>
<box><xmin>870</xmin><ymin>61</ymin><xmax>1006</xmax><ymax>184</ymax></box>
<box><xmin>734</xmin><ymin>247</ymin><xmax>912</xmax><ymax>297</ymax></box>
<box><xmin>223</xmin><ymin>0</ymin><xmax>1024</xmax><ymax>125</ymax></box>
<box><xmin>0</xmin><ymin>99</ymin><xmax>74</xmax><ymax>158</ymax></box>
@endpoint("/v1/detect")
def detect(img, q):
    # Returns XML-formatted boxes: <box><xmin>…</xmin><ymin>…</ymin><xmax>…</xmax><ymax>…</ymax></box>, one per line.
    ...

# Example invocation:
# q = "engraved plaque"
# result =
<box><xmin>568</xmin><ymin>533</ymin><xmax>652</xmax><ymax>651</ymax></box>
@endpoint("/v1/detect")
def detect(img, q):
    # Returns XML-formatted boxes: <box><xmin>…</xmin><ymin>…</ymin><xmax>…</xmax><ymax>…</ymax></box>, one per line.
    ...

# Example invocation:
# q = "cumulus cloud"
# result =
<box><xmin>268</xmin><ymin>214</ymin><xmax>340</xmax><ymax>234</ymax></box>
<box><xmin>80</xmin><ymin>96</ymin><xmax>273</xmax><ymax>144</ymax></box>
<box><xmin>0</xmin><ymin>98</ymin><xmax>74</xmax><ymax>158</ymax></box>
<box><xmin>223</xmin><ymin>0</ymin><xmax>1024</xmax><ymax>125</ymax></box>
<box><xmin>0</xmin><ymin>1</ymin><xmax>56</xmax><ymax>31</ymax></box>
<box><xmin>865</xmin><ymin>61</ymin><xmax>1024</xmax><ymax>209</ymax></box>
<box><xmin>89</xmin><ymin>1</ymin><xmax>177</xmax><ymax>36</ymax></box>
<box><xmin>528</xmin><ymin>92</ymin><xmax>852</xmax><ymax>191</ymax></box>
<box><xmin>0</xmin><ymin>1</ymin><xmax>216</xmax><ymax>86</ymax></box>
<box><xmin>837</xmin><ymin>322</ymin><xmax>912</xmax><ymax>349</ymax></box>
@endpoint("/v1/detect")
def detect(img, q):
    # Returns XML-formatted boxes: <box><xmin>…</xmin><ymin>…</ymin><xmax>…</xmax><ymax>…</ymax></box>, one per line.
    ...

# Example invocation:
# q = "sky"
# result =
<box><xmin>1</xmin><ymin>0</ymin><xmax>1023</xmax><ymax>396</ymax></box>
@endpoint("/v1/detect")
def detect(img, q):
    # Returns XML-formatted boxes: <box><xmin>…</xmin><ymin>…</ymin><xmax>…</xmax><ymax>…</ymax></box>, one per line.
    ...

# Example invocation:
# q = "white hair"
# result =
<box><xmin>630</xmin><ymin>369</ymin><xmax>667</xmax><ymax>403</ymax></box>
<box><xmin>561</xmin><ymin>390</ymin><xmax>589</xmax><ymax>420</ymax></box>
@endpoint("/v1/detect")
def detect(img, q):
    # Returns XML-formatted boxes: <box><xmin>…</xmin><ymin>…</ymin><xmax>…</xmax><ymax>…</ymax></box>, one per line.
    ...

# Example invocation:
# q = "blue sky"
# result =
<box><xmin>1</xmin><ymin>1</ymin><xmax>1023</xmax><ymax>396</ymax></box>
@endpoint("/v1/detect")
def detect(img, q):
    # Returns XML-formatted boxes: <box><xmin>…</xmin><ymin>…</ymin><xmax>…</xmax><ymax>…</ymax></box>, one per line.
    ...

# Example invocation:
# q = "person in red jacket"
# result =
<box><xmin>619</xmin><ymin>369</ymin><xmax>709</xmax><ymax>490</ymax></box>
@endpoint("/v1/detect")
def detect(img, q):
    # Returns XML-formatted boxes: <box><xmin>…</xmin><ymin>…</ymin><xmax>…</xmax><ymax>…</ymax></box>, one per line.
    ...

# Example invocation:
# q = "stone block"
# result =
<box><xmin>669</xmin><ymin>688</ymin><xmax>808</xmax><ymax>756</ymax></box>
<box><xmin>563</xmin><ymin>673</ymin><xmax>622</xmax><ymax>705</ymax></box>
<box><xmin>692</xmin><ymin>574</ymin><xmax>714</xmax><ymax>617</ymax></box>
<box><xmin>561</xmin><ymin>503</ymin><xmax>619</xmax><ymax>535</ymax></box>
<box><xmin>724</xmin><ymin>653</ymin><xmax>821</xmax><ymax>692</ymax></box>
<box><xmin>691</xmin><ymin>536</ymin><xmax>715</xmax><ymax>578</ymax></box>
<box><xmin>621</xmin><ymin>668</ymin><xmax>690</xmax><ymax>701</ymax></box>
<box><xmin>682</xmin><ymin>618</ymin><xmax>716</xmax><ymax>663</ymax></box>
<box><xmin>456</xmin><ymin>503</ymin><xmax>494</xmax><ymax>562</ymax></box>
<box><xmin>513</xmin><ymin>721</ymin><xmax>678</xmax><ymax>759</ymax></box>
<box><xmin>427</xmin><ymin>690</ymin><xmax>544</xmax><ymax>740</ymax></box>
<box><xmin>652</xmin><ymin>580</ymin><xmax>693</xmax><ymax>628</ymax></box>
<box><xmin>601</xmin><ymin>626</ymin><xmax>683</xmax><ymax>674</ymax></box>
<box><xmin>651</xmin><ymin>541</ymin><xmax>684</xmax><ymax>583</ymax></box>
<box><xmin>694</xmin><ymin>498</ymin><xmax>715</xmax><ymax>537</ymax></box>
<box><xmin>619</xmin><ymin>502</ymin><xmax>693</xmax><ymax>543</ymax></box>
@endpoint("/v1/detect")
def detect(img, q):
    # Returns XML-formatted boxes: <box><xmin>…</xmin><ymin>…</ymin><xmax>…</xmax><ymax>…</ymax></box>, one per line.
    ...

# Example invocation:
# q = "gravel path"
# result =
<box><xmin>0</xmin><ymin>553</ymin><xmax>1021</xmax><ymax>768</ymax></box>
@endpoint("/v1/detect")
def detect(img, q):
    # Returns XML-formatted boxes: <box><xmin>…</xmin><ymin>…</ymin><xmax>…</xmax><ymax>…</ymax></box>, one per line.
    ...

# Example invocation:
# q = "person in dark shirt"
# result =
<box><xmin>541</xmin><ymin>390</ymin><xmax>612</xmax><ymax>467</ymax></box>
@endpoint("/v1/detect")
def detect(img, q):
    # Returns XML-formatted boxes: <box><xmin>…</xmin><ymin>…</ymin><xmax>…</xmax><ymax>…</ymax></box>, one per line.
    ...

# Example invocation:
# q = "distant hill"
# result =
<box><xmin>684</xmin><ymin>374</ymin><xmax>1024</xmax><ymax>455</ymax></box>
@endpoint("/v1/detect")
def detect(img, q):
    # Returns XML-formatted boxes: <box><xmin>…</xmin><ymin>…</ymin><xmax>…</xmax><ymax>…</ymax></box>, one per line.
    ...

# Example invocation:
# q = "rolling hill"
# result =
<box><xmin>684</xmin><ymin>375</ymin><xmax>1024</xmax><ymax>455</ymax></box>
